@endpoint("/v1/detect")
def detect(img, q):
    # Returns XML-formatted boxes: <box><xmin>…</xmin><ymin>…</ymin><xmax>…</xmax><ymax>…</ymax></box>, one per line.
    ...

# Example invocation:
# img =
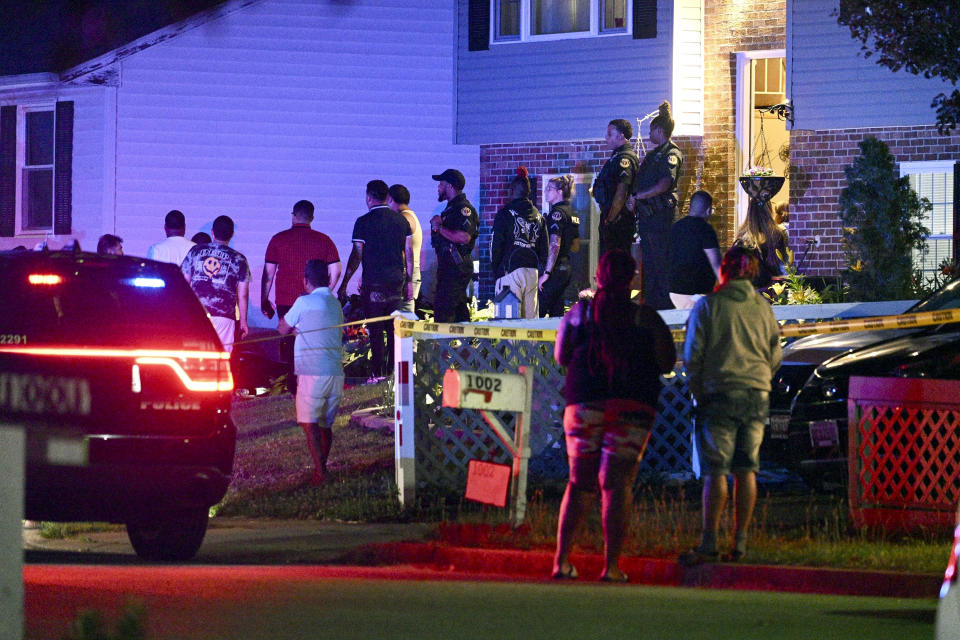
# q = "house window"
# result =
<box><xmin>22</xmin><ymin>109</ymin><xmax>55</xmax><ymax>231</ymax></box>
<box><xmin>901</xmin><ymin>160</ymin><xmax>957</xmax><ymax>282</ymax></box>
<box><xmin>494</xmin><ymin>0</ymin><xmax>629</xmax><ymax>42</ymax></box>
<box><xmin>0</xmin><ymin>101</ymin><xmax>72</xmax><ymax>238</ymax></box>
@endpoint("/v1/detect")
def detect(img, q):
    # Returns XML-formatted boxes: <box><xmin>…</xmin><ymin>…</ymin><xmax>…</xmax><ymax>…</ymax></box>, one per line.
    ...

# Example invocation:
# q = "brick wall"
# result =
<box><xmin>474</xmin><ymin>0</ymin><xmax>786</xmax><ymax>304</ymax></box>
<box><xmin>789</xmin><ymin>126</ymin><xmax>960</xmax><ymax>274</ymax></box>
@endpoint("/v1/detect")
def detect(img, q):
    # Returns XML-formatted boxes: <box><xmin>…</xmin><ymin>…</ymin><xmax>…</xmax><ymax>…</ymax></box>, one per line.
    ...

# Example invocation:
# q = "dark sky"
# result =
<box><xmin>0</xmin><ymin>0</ymin><xmax>224</xmax><ymax>76</ymax></box>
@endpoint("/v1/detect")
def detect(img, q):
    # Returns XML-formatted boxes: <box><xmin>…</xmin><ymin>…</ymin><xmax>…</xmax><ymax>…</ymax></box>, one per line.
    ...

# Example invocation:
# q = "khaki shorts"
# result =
<box><xmin>563</xmin><ymin>399</ymin><xmax>655</xmax><ymax>462</ymax></box>
<box><xmin>296</xmin><ymin>374</ymin><xmax>345</xmax><ymax>427</ymax></box>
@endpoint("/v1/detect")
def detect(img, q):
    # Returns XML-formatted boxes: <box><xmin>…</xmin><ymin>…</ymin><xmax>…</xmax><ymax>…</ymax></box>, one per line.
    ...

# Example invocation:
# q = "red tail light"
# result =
<box><xmin>28</xmin><ymin>273</ymin><xmax>63</xmax><ymax>285</ymax></box>
<box><xmin>0</xmin><ymin>347</ymin><xmax>233</xmax><ymax>392</ymax></box>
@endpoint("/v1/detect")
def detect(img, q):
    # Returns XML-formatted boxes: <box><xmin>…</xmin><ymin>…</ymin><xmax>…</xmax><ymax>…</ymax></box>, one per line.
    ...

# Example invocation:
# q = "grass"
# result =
<box><xmin>194</xmin><ymin>382</ymin><xmax>954</xmax><ymax>574</ymax></box>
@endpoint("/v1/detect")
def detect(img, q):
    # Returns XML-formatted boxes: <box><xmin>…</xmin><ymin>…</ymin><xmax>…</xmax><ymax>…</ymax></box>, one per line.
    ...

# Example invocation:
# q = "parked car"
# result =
<box><xmin>0</xmin><ymin>249</ymin><xmax>236</xmax><ymax>560</ymax></box>
<box><xmin>764</xmin><ymin>279</ymin><xmax>960</xmax><ymax>490</ymax></box>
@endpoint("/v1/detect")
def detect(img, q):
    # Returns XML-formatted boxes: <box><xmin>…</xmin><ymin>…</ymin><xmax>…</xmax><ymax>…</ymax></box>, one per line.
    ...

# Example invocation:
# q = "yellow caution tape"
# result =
<box><xmin>396</xmin><ymin>318</ymin><xmax>557</xmax><ymax>342</ymax></box>
<box><xmin>235</xmin><ymin>306</ymin><xmax>959</xmax><ymax>349</ymax></box>
<box><xmin>778</xmin><ymin>307</ymin><xmax>959</xmax><ymax>338</ymax></box>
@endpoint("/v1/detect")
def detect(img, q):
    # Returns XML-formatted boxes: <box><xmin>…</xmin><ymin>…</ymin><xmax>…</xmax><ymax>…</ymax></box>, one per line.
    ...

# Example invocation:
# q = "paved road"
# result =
<box><xmin>23</xmin><ymin>517</ymin><xmax>432</xmax><ymax>565</ymax></box>
<box><xmin>26</xmin><ymin>564</ymin><xmax>936</xmax><ymax>640</ymax></box>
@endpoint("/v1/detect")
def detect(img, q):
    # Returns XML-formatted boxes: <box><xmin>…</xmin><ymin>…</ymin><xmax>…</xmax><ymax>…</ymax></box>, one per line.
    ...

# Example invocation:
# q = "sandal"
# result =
<box><xmin>551</xmin><ymin>564</ymin><xmax>579</xmax><ymax>580</ymax></box>
<box><xmin>599</xmin><ymin>572</ymin><xmax>629</xmax><ymax>583</ymax></box>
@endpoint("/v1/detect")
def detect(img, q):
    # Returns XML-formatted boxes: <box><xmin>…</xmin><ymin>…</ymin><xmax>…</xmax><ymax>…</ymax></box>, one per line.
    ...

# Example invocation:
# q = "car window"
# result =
<box><xmin>912</xmin><ymin>279</ymin><xmax>960</xmax><ymax>313</ymax></box>
<box><xmin>1</xmin><ymin>257</ymin><xmax>219</xmax><ymax>350</ymax></box>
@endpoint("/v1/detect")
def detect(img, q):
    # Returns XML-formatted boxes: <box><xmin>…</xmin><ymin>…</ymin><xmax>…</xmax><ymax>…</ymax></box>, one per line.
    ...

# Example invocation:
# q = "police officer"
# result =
<box><xmin>593</xmin><ymin>119</ymin><xmax>639</xmax><ymax>255</ymax></box>
<box><xmin>538</xmin><ymin>174</ymin><xmax>580</xmax><ymax>317</ymax></box>
<box><xmin>633</xmin><ymin>101</ymin><xmax>683</xmax><ymax>310</ymax></box>
<box><xmin>430</xmin><ymin>168</ymin><xmax>479</xmax><ymax>323</ymax></box>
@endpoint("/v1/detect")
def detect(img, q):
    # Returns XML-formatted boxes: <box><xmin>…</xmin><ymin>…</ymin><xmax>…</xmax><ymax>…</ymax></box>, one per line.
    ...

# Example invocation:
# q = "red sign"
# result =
<box><xmin>465</xmin><ymin>459</ymin><xmax>511</xmax><ymax>508</ymax></box>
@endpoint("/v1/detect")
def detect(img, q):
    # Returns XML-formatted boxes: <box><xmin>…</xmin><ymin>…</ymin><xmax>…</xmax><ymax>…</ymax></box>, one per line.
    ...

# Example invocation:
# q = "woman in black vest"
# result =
<box><xmin>552</xmin><ymin>249</ymin><xmax>675</xmax><ymax>582</ymax></box>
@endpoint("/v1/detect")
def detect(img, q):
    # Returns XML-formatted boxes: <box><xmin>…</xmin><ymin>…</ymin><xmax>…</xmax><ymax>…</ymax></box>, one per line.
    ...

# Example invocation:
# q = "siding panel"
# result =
<box><xmin>789</xmin><ymin>0</ymin><xmax>954</xmax><ymax>131</ymax></box>
<box><xmin>456</xmin><ymin>0</ymin><xmax>674</xmax><ymax>144</ymax></box>
<box><xmin>114</xmin><ymin>0</ymin><xmax>478</xmax><ymax>309</ymax></box>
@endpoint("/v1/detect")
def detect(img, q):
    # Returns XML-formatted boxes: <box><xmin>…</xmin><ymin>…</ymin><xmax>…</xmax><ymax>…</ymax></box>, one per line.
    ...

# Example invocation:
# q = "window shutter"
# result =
<box><xmin>633</xmin><ymin>0</ymin><xmax>657</xmax><ymax>39</ymax></box>
<box><xmin>468</xmin><ymin>0</ymin><xmax>490</xmax><ymax>51</ymax></box>
<box><xmin>0</xmin><ymin>106</ymin><xmax>15</xmax><ymax>237</ymax></box>
<box><xmin>54</xmin><ymin>100</ymin><xmax>73</xmax><ymax>236</ymax></box>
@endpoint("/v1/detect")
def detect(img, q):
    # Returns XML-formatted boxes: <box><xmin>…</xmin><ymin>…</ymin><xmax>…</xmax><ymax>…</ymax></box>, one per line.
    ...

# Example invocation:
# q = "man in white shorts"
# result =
<box><xmin>279</xmin><ymin>259</ymin><xmax>345</xmax><ymax>484</ymax></box>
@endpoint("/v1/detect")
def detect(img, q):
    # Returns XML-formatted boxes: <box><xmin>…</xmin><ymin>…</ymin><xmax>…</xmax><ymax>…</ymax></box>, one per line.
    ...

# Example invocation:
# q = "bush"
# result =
<box><xmin>839</xmin><ymin>136</ymin><xmax>930</xmax><ymax>301</ymax></box>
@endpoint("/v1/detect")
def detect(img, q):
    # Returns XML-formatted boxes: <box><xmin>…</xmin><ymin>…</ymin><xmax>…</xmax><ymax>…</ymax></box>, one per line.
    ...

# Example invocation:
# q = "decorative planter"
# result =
<box><xmin>739</xmin><ymin>175</ymin><xmax>785</xmax><ymax>203</ymax></box>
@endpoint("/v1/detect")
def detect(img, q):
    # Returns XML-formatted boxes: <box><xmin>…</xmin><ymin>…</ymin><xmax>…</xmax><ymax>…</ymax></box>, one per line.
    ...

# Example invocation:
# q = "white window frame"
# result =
<box><xmin>901</xmin><ymin>160</ymin><xmax>955</xmax><ymax>279</ymax></box>
<box><xmin>15</xmin><ymin>102</ymin><xmax>57</xmax><ymax>235</ymax></box>
<box><xmin>492</xmin><ymin>0</ymin><xmax>632</xmax><ymax>44</ymax></box>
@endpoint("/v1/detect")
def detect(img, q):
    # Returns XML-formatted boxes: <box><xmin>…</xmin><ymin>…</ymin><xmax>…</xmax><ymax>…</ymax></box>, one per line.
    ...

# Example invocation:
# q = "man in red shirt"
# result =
<box><xmin>262</xmin><ymin>200</ymin><xmax>341</xmax><ymax>391</ymax></box>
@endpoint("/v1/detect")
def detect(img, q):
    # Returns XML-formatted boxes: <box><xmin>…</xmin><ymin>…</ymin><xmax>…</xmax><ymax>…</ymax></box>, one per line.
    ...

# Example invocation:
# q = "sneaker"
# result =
<box><xmin>678</xmin><ymin>547</ymin><xmax>719</xmax><ymax>567</ymax></box>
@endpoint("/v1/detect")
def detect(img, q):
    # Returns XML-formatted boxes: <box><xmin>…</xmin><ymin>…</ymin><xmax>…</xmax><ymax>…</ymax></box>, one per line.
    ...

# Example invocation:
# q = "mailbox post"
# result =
<box><xmin>0</xmin><ymin>425</ymin><xmax>24</xmax><ymax>640</ymax></box>
<box><xmin>441</xmin><ymin>366</ymin><xmax>533</xmax><ymax>525</ymax></box>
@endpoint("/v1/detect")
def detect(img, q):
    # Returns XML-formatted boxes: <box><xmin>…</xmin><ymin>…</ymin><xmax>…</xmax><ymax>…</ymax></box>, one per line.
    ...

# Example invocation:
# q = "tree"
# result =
<box><xmin>836</xmin><ymin>1</ymin><xmax>960</xmax><ymax>133</ymax></box>
<box><xmin>839</xmin><ymin>137</ymin><xmax>930</xmax><ymax>301</ymax></box>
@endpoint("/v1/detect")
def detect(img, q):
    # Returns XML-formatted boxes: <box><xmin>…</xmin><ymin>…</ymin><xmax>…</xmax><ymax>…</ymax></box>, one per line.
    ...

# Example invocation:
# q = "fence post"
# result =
<box><xmin>394</xmin><ymin>317</ymin><xmax>416</xmax><ymax>507</ymax></box>
<box><xmin>0</xmin><ymin>424</ymin><xmax>24</xmax><ymax>640</ymax></box>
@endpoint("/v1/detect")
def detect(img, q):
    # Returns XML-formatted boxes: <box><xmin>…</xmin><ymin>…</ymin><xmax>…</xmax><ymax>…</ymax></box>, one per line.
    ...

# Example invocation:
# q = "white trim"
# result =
<box><xmin>735</xmin><ymin>48</ymin><xmax>785</xmax><ymax>228</ymax></box>
<box><xmin>15</xmin><ymin>104</ymin><xmax>57</xmax><ymax>235</ymax></box>
<box><xmin>491</xmin><ymin>0</ymin><xmax>632</xmax><ymax>44</ymax></box>
<box><xmin>900</xmin><ymin>160</ymin><xmax>957</xmax><ymax>176</ymax></box>
<box><xmin>0</xmin><ymin>73</ymin><xmax>59</xmax><ymax>91</ymax></box>
<box><xmin>61</xmin><ymin>0</ymin><xmax>264</xmax><ymax>83</ymax></box>
<box><xmin>672</xmin><ymin>0</ymin><xmax>704</xmax><ymax>137</ymax></box>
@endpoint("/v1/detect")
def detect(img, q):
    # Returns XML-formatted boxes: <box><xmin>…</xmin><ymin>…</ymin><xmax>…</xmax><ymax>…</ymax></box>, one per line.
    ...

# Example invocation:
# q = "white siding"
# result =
<box><xmin>456</xmin><ymin>0</ymin><xmax>674</xmax><ymax>144</ymax></box>
<box><xmin>109</xmin><ymin>0</ymin><xmax>477</xmax><ymax>320</ymax></box>
<box><xmin>0</xmin><ymin>85</ymin><xmax>107</xmax><ymax>252</ymax></box>
<box><xmin>788</xmin><ymin>0</ymin><xmax>954</xmax><ymax>131</ymax></box>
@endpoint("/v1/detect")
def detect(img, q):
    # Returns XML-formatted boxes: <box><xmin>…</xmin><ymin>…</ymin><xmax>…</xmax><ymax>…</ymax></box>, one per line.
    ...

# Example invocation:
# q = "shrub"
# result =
<box><xmin>839</xmin><ymin>136</ymin><xmax>930</xmax><ymax>301</ymax></box>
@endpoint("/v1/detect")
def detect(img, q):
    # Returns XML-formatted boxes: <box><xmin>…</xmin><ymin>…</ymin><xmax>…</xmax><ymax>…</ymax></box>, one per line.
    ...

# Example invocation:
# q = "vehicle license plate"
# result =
<box><xmin>809</xmin><ymin>420</ymin><xmax>839</xmax><ymax>448</ymax></box>
<box><xmin>769</xmin><ymin>414</ymin><xmax>790</xmax><ymax>440</ymax></box>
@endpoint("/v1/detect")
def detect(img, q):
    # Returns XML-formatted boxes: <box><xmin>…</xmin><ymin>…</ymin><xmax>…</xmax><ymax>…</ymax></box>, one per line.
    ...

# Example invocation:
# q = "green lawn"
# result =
<box><xmin>217</xmin><ymin>384</ymin><xmax>952</xmax><ymax>574</ymax></box>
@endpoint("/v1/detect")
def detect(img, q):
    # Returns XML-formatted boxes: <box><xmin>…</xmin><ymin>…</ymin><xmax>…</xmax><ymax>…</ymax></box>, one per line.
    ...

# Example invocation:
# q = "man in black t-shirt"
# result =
<box><xmin>668</xmin><ymin>190</ymin><xmax>721</xmax><ymax>309</ymax></box>
<box><xmin>338</xmin><ymin>180</ymin><xmax>413</xmax><ymax>379</ymax></box>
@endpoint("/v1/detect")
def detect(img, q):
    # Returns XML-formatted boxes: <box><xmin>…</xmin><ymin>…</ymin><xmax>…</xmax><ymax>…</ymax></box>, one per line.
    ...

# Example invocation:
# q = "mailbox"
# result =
<box><xmin>442</xmin><ymin>369</ymin><xmax>527</xmax><ymax>412</ymax></box>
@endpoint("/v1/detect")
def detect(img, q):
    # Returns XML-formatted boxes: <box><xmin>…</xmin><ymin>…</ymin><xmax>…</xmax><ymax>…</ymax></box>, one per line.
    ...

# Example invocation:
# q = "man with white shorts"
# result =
<box><xmin>279</xmin><ymin>259</ymin><xmax>345</xmax><ymax>484</ymax></box>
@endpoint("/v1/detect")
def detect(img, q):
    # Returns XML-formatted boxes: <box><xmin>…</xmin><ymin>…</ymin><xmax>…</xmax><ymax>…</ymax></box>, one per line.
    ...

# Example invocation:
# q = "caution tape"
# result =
<box><xmin>777</xmin><ymin>306</ymin><xmax>959</xmax><ymax>338</ymax></box>
<box><xmin>227</xmin><ymin>315</ymin><xmax>397</xmax><ymax>348</ymax></box>
<box><xmin>395</xmin><ymin>318</ymin><xmax>557</xmax><ymax>342</ymax></box>
<box><xmin>230</xmin><ymin>305</ymin><xmax>960</xmax><ymax>349</ymax></box>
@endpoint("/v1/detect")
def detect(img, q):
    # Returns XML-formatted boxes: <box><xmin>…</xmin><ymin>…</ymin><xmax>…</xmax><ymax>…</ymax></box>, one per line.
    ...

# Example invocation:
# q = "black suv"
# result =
<box><xmin>0</xmin><ymin>250</ymin><xmax>236</xmax><ymax>560</ymax></box>
<box><xmin>765</xmin><ymin>279</ymin><xmax>960</xmax><ymax>489</ymax></box>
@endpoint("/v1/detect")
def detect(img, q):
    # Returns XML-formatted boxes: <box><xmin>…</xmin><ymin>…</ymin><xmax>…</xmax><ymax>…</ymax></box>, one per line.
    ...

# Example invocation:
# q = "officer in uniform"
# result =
<box><xmin>632</xmin><ymin>101</ymin><xmax>683</xmax><ymax>310</ymax></box>
<box><xmin>430</xmin><ymin>168</ymin><xmax>479</xmax><ymax>323</ymax></box>
<box><xmin>593</xmin><ymin>119</ymin><xmax>639</xmax><ymax>255</ymax></box>
<box><xmin>538</xmin><ymin>174</ymin><xmax>580</xmax><ymax>317</ymax></box>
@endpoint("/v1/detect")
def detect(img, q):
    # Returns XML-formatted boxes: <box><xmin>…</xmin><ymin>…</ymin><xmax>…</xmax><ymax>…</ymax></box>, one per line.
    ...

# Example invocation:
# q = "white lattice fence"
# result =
<box><xmin>408</xmin><ymin>334</ymin><xmax>694</xmax><ymax>494</ymax></box>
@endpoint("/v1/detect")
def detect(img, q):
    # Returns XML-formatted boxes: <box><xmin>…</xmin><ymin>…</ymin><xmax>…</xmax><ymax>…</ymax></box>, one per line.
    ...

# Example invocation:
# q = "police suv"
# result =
<box><xmin>0</xmin><ymin>249</ymin><xmax>236</xmax><ymax>560</ymax></box>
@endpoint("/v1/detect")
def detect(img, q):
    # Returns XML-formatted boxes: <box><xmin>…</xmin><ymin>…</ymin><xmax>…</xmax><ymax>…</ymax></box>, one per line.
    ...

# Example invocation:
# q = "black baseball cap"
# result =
<box><xmin>432</xmin><ymin>168</ymin><xmax>465</xmax><ymax>191</ymax></box>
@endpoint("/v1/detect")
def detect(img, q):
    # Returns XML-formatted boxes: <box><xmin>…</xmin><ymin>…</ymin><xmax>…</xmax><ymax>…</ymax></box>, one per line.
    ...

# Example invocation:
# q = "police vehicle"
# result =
<box><xmin>0</xmin><ymin>249</ymin><xmax>236</xmax><ymax>560</ymax></box>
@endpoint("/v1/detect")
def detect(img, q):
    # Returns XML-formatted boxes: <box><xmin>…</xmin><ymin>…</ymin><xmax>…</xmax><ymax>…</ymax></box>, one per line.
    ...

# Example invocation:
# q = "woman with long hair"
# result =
<box><xmin>552</xmin><ymin>249</ymin><xmax>676</xmax><ymax>582</ymax></box>
<box><xmin>734</xmin><ymin>199</ymin><xmax>788</xmax><ymax>289</ymax></box>
<box><xmin>538</xmin><ymin>174</ymin><xmax>581</xmax><ymax>317</ymax></box>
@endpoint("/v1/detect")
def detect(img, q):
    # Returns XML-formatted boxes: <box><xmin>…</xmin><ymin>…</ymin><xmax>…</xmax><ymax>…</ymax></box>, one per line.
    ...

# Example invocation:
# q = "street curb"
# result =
<box><xmin>355</xmin><ymin>542</ymin><xmax>941</xmax><ymax>599</ymax></box>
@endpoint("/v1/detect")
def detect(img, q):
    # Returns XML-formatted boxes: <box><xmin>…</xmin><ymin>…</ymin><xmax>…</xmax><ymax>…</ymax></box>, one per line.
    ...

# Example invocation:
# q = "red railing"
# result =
<box><xmin>848</xmin><ymin>376</ymin><xmax>960</xmax><ymax>531</ymax></box>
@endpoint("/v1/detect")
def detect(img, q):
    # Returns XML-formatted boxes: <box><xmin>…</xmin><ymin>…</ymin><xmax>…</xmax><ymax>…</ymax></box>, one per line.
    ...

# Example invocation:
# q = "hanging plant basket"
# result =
<box><xmin>739</xmin><ymin>175</ymin><xmax>785</xmax><ymax>203</ymax></box>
